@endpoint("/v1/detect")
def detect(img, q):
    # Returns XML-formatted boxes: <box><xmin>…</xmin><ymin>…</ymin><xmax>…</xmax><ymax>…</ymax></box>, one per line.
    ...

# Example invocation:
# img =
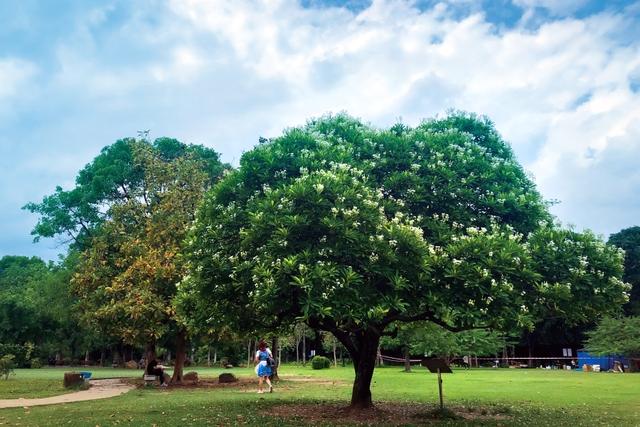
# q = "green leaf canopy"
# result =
<box><xmin>181</xmin><ymin>112</ymin><xmax>628</xmax><ymax>407</ymax></box>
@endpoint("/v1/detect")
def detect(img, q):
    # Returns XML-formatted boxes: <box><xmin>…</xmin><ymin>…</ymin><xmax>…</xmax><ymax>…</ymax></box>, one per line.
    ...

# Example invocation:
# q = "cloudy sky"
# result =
<box><xmin>1</xmin><ymin>0</ymin><xmax>639</xmax><ymax>261</ymax></box>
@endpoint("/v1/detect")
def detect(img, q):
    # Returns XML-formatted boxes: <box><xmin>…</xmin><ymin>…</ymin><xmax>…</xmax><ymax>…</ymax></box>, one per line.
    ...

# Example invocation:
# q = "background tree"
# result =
<box><xmin>24</xmin><ymin>137</ymin><xmax>226</xmax><ymax>250</ymax></box>
<box><xmin>585</xmin><ymin>317</ymin><xmax>640</xmax><ymax>371</ymax></box>
<box><xmin>608</xmin><ymin>226</ymin><xmax>640</xmax><ymax>315</ymax></box>
<box><xmin>0</xmin><ymin>256</ymin><xmax>50</xmax><ymax>346</ymax></box>
<box><xmin>381</xmin><ymin>322</ymin><xmax>508</xmax><ymax>371</ymax></box>
<box><xmin>518</xmin><ymin>317</ymin><xmax>585</xmax><ymax>364</ymax></box>
<box><xmin>27</xmin><ymin>137</ymin><xmax>226</xmax><ymax>381</ymax></box>
<box><xmin>72</xmin><ymin>140</ymin><xmax>221</xmax><ymax>382</ymax></box>
<box><xmin>0</xmin><ymin>255</ymin><xmax>88</xmax><ymax>366</ymax></box>
<box><xmin>515</xmin><ymin>227</ymin><xmax>630</xmax><ymax>363</ymax></box>
<box><xmin>182</xmin><ymin>113</ymin><xmax>628</xmax><ymax>408</ymax></box>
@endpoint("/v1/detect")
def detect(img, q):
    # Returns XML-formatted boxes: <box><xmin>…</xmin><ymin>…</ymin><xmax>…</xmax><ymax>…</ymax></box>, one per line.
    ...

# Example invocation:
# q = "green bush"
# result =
<box><xmin>0</xmin><ymin>343</ymin><xmax>37</xmax><ymax>368</ymax></box>
<box><xmin>30</xmin><ymin>358</ymin><xmax>42</xmax><ymax>369</ymax></box>
<box><xmin>311</xmin><ymin>355</ymin><xmax>331</xmax><ymax>370</ymax></box>
<box><xmin>0</xmin><ymin>354</ymin><xmax>16</xmax><ymax>380</ymax></box>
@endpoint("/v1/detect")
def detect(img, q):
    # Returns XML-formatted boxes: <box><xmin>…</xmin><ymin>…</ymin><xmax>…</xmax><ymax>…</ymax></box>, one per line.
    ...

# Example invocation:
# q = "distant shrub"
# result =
<box><xmin>311</xmin><ymin>355</ymin><xmax>331</xmax><ymax>370</ymax></box>
<box><xmin>30</xmin><ymin>358</ymin><xmax>42</xmax><ymax>369</ymax></box>
<box><xmin>0</xmin><ymin>354</ymin><xmax>16</xmax><ymax>380</ymax></box>
<box><xmin>0</xmin><ymin>344</ymin><xmax>36</xmax><ymax>368</ymax></box>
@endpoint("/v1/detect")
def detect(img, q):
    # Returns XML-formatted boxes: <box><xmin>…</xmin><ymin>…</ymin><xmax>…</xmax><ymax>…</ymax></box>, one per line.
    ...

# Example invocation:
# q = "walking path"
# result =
<box><xmin>0</xmin><ymin>379</ymin><xmax>134</xmax><ymax>409</ymax></box>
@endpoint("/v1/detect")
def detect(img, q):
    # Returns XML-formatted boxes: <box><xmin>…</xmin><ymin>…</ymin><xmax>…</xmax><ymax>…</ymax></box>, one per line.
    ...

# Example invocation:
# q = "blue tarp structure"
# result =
<box><xmin>78</xmin><ymin>371</ymin><xmax>92</xmax><ymax>380</ymax></box>
<box><xmin>577</xmin><ymin>351</ymin><xmax>628</xmax><ymax>371</ymax></box>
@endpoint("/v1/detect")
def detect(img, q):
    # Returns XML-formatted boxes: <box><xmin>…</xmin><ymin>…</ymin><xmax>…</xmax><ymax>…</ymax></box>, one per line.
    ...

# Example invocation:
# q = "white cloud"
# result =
<box><xmin>0</xmin><ymin>58</ymin><xmax>37</xmax><ymax>114</ymax></box>
<box><xmin>512</xmin><ymin>0</ymin><xmax>590</xmax><ymax>16</ymax></box>
<box><xmin>167</xmin><ymin>0</ymin><xmax>640</xmax><ymax>234</ymax></box>
<box><xmin>547</xmin><ymin>122</ymin><xmax>640</xmax><ymax>237</ymax></box>
<box><xmin>4</xmin><ymin>0</ymin><xmax>640</xmax><ymax>259</ymax></box>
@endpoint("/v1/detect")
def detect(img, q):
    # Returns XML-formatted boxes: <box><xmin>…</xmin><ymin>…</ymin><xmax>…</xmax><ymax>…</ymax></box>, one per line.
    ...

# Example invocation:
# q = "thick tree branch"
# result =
<box><xmin>384</xmin><ymin>310</ymin><xmax>488</xmax><ymax>332</ymax></box>
<box><xmin>78</xmin><ymin>219</ymin><xmax>93</xmax><ymax>239</ymax></box>
<box><xmin>119</xmin><ymin>183</ymin><xmax>131</xmax><ymax>200</ymax></box>
<box><xmin>311</xmin><ymin>317</ymin><xmax>360</xmax><ymax>359</ymax></box>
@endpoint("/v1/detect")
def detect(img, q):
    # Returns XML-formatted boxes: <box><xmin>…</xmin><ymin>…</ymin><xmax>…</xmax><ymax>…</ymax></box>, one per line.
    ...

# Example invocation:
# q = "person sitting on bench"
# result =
<box><xmin>147</xmin><ymin>359</ymin><xmax>167</xmax><ymax>387</ymax></box>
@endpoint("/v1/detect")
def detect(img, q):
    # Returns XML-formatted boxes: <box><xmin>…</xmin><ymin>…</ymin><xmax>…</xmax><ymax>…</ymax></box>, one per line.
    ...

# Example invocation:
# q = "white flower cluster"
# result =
<box><xmin>343</xmin><ymin>206</ymin><xmax>360</xmax><ymax>217</ymax></box>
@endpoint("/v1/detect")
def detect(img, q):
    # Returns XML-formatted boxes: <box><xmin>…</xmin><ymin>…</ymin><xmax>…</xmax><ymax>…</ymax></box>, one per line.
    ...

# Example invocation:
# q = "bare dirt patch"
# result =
<box><xmin>125</xmin><ymin>376</ymin><xmax>256</xmax><ymax>390</ymax></box>
<box><xmin>126</xmin><ymin>375</ymin><xmax>345</xmax><ymax>392</ymax></box>
<box><xmin>282</xmin><ymin>376</ymin><xmax>346</xmax><ymax>386</ymax></box>
<box><xmin>267</xmin><ymin>402</ymin><xmax>512</xmax><ymax>426</ymax></box>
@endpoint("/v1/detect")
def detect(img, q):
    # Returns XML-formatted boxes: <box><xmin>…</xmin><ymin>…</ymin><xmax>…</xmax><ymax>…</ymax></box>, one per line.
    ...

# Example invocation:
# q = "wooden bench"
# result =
<box><xmin>143</xmin><ymin>374</ymin><xmax>158</xmax><ymax>386</ymax></box>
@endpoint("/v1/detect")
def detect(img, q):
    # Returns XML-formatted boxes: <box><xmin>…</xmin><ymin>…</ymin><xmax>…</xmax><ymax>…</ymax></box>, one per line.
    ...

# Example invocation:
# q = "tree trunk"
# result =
<box><xmin>271</xmin><ymin>336</ymin><xmax>279</xmax><ymax>380</ymax></box>
<box><xmin>247</xmin><ymin>340</ymin><xmax>252</xmax><ymax>366</ymax></box>
<box><xmin>403</xmin><ymin>347</ymin><xmax>411</xmax><ymax>372</ymax></box>
<box><xmin>145</xmin><ymin>342</ymin><xmax>156</xmax><ymax>371</ymax></box>
<box><xmin>99</xmin><ymin>349</ymin><xmax>105</xmax><ymax>367</ymax></box>
<box><xmin>207</xmin><ymin>347</ymin><xmax>211</xmax><ymax>367</ymax></box>
<box><xmin>171</xmin><ymin>330</ymin><xmax>187</xmax><ymax>384</ymax></box>
<box><xmin>295</xmin><ymin>336</ymin><xmax>300</xmax><ymax>364</ymax></box>
<box><xmin>333</xmin><ymin>336</ymin><xmax>337</xmax><ymax>367</ymax></box>
<box><xmin>313</xmin><ymin>329</ymin><xmax>323</xmax><ymax>356</ymax></box>
<box><xmin>112</xmin><ymin>347</ymin><xmax>121</xmax><ymax>367</ymax></box>
<box><xmin>302</xmin><ymin>333</ymin><xmax>306</xmax><ymax>366</ymax></box>
<box><xmin>348</xmin><ymin>330</ymin><xmax>381</xmax><ymax>409</ymax></box>
<box><xmin>213</xmin><ymin>348</ymin><xmax>217</xmax><ymax>365</ymax></box>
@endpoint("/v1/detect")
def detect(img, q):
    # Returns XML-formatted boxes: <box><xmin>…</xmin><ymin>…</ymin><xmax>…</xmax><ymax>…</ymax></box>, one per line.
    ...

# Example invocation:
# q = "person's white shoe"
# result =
<box><xmin>160</xmin><ymin>383</ymin><xmax>168</xmax><ymax>387</ymax></box>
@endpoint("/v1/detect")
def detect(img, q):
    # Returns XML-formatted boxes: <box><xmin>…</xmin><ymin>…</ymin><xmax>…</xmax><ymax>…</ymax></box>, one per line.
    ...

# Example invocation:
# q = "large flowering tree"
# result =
<box><xmin>181</xmin><ymin>113</ymin><xmax>627</xmax><ymax>408</ymax></box>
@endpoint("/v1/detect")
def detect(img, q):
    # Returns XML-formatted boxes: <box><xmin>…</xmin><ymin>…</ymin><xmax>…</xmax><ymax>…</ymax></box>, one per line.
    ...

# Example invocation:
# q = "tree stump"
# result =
<box><xmin>218</xmin><ymin>373</ymin><xmax>238</xmax><ymax>383</ymax></box>
<box><xmin>63</xmin><ymin>372</ymin><xmax>83</xmax><ymax>388</ymax></box>
<box><xmin>183</xmin><ymin>371</ymin><xmax>199</xmax><ymax>384</ymax></box>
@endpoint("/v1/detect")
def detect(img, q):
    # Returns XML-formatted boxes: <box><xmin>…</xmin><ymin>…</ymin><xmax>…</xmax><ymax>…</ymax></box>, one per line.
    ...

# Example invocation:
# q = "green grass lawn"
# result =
<box><xmin>0</xmin><ymin>365</ymin><xmax>638</xmax><ymax>426</ymax></box>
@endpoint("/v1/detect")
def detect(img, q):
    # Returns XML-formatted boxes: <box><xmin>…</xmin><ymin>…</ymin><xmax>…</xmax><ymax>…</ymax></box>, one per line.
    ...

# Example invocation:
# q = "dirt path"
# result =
<box><xmin>0</xmin><ymin>379</ymin><xmax>134</xmax><ymax>409</ymax></box>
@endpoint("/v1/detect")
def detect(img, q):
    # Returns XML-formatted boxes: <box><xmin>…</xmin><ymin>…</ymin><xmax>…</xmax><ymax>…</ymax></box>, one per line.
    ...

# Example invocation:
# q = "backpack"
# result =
<box><xmin>266</xmin><ymin>352</ymin><xmax>275</xmax><ymax>367</ymax></box>
<box><xmin>259</xmin><ymin>350</ymin><xmax>275</xmax><ymax>367</ymax></box>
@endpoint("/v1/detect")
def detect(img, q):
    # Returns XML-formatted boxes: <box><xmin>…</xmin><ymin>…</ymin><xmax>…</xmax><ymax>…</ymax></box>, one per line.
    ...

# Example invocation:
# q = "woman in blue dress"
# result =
<box><xmin>254</xmin><ymin>340</ymin><xmax>274</xmax><ymax>393</ymax></box>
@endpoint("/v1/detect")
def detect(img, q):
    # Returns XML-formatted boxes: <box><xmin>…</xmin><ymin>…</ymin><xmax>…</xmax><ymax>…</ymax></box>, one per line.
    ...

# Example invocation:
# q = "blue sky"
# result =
<box><xmin>1</xmin><ymin>0</ymin><xmax>639</xmax><ymax>261</ymax></box>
